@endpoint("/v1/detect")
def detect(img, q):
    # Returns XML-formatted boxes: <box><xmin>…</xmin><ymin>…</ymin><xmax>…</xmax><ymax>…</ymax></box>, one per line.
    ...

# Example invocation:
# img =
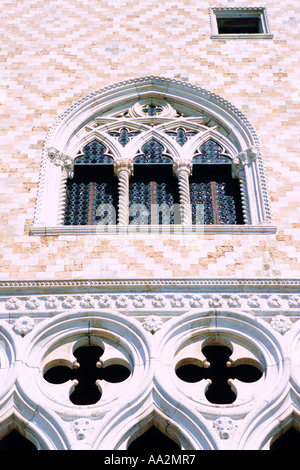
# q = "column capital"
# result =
<box><xmin>231</xmin><ymin>146</ymin><xmax>258</xmax><ymax>179</ymax></box>
<box><xmin>47</xmin><ymin>147</ymin><xmax>74</xmax><ymax>178</ymax></box>
<box><xmin>114</xmin><ymin>158</ymin><xmax>134</xmax><ymax>177</ymax></box>
<box><xmin>173</xmin><ymin>160</ymin><xmax>193</xmax><ymax>177</ymax></box>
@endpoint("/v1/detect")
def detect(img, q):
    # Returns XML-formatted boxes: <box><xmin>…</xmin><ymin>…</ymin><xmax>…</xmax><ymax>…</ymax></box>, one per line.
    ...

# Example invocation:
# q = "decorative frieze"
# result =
<box><xmin>2</xmin><ymin>292</ymin><xmax>300</xmax><ymax>320</ymax></box>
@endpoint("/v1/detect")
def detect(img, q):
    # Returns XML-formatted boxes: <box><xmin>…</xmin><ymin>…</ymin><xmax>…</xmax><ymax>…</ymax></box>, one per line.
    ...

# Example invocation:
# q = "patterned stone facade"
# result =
<box><xmin>1</xmin><ymin>0</ymin><xmax>300</xmax><ymax>451</ymax></box>
<box><xmin>0</xmin><ymin>0</ymin><xmax>299</xmax><ymax>280</ymax></box>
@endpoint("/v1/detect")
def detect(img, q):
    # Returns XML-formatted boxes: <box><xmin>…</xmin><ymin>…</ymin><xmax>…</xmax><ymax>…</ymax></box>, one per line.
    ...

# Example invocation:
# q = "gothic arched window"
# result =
<box><xmin>32</xmin><ymin>77</ymin><xmax>274</xmax><ymax>235</ymax></box>
<box><xmin>190</xmin><ymin>139</ymin><xmax>244</xmax><ymax>225</ymax></box>
<box><xmin>64</xmin><ymin>140</ymin><xmax>118</xmax><ymax>226</ymax></box>
<box><xmin>129</xmin><ymin>139</ymin><xmax>180</xmax><ymax>225</ymax></box>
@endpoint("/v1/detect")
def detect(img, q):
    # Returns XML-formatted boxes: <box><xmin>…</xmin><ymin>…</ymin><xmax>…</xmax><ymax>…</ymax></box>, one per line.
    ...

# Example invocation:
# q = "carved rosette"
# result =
<box><xmin>13</xmin><ymin>316</ymin><xmax>35</xmax><ymax>337</ymax></box>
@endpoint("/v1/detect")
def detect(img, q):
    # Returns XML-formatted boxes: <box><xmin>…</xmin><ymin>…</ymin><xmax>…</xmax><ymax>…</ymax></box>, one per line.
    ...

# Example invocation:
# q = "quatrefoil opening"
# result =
<box><xmin>43</xmin><ymin>344</ymin><xmax>131</xmax><ymax>405</ymax></box>
<box><xmin>175</xmin><ymin>344</ymin><xmax>263</xmax><ymax>404</ymax></box>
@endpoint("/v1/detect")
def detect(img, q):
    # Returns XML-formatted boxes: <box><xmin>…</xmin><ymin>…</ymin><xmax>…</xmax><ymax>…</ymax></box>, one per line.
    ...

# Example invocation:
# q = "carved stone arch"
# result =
<box><xmin>99</xmin><ymin>400</ymin><xmax>208</xmax><ymax>450</ymax></box>
<box><xmin>249</xmin><ymin>319</ymin><xmax>300</xmax><ymax>450</ymax></box>
<box><xmin>0</xmin><ymin>409</ymin><xmax>67</xmax><ymax>450</ymax></box>
<box><xmin>121</xmin><ymin>409</ymin><xmax>191</xmax><ymax>451</ymax></box>
<box><xmin>153</xmin><ymin>309</ymin><xmax>288</xmax><ymax>449</ymax></box>
<box><xmin>189</xmin><ymin>130</ymin><xmax>236</xmax><ymax>162</ymax></box>
<box><xmin>70</xmin><ymin>131</ymin><xmax>123</xmax><ymax>163</ymax></box>
<box><xmin>128</xmin><ymin>128</ymin><xmax>181</xmax><ymax>163</ymax></box>
<box><xmin>0</xmin><ymin>415</ymin><xmax>38</xmax><ymax>450</ymax></box>
<box><xmin>0</xmin><ymin>321</ymin><xmax>16</xmax><ymax>398</ymax></box>
<box><xmin>15</xmin><ymin>310</ymin><xmax>151</xmax><ymax>449</ymax></box>
<box><xmin>32</xmin><ymin>76</ymin><xmax>273</xmax><ymax>230</ymax></box>
<box><xmin>268</xmin><ymin>412</ymin><xmax>300</xmax><ymax>450</ymax></box>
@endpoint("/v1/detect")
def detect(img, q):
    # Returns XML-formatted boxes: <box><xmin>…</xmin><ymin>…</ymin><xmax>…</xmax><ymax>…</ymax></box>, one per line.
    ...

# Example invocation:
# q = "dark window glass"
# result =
<box><xmin>217</xmin><ymin>17</ymin><xmax>261</xmax><ymax>34</ymax></box>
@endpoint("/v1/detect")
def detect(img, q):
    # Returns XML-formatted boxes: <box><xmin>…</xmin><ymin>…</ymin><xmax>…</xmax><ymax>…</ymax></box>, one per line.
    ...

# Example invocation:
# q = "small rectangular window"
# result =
<box><xmin>210</xmin><ymin>7</ymin><xmax>273</xmax><ymax>39</ymax></box>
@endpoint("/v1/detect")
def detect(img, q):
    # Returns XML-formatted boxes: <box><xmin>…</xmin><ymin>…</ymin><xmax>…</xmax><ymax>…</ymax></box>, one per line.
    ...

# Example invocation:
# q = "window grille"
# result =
<box><xmin>129</xmin><ymin>139</ymin><xmax>179</xmax><ymax>225</ymax></box>
<box><xmin>63</xmin><ymin>138</ymin><xmax>243</xmax><ymax>226</ymax></box>
<box><xmin>190</xmin><ymin>140</ymin><xmax>243</xmax><ymax>225</ymax></box>
<box><xmin>64</xmin><ymin>140</ymin><xmax>118</xmax><ymax>226</ymax></box>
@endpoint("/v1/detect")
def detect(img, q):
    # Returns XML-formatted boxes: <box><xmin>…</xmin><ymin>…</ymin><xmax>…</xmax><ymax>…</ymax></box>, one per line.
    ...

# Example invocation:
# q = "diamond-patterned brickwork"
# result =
<box><xmin>0</xmin><ymin>0</ymin><xmax>299</xmax><ymax>279</ymax></box>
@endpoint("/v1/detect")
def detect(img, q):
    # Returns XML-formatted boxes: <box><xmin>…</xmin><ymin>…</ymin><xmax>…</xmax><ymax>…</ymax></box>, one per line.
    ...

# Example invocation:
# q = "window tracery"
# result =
<box><xmin>62</xmin><ymin>106</ymin><xmax>247</xmax><ymax>227</ymax></box>
<box><xmin>32</xmin><ymin>77</ymin><xmax>274</xmax><ymax>235</ymax></box>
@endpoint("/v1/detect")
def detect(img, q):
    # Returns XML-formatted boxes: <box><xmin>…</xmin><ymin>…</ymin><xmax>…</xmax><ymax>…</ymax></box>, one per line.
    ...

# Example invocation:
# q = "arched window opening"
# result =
<box><xmin>270</xmin><ymin>427</ymin><xmax>300</xmax><ymax>450</ymax></box>
<box><xmin>190</xmin><ymin>140</ymin><xmax>244</xmax><ymax>225</ymax></box>
<box><xmin>127</xmin><ymin>426</ymin><xmax>181</xmax><ymax>451</ymax></box>
<box><xmin>64</xmin><ymin>140</ymin><xmax>118</xmax><ymax>226</ymax></box>
<box><xmin>33</xmin><ymin>78</ymin><xmax>274</xmax><ymax>234</ymax></box>
<box><xmin>43</xmin><ymin>345</ymin><xmax>130</xmax><ymax>405</ymax></box>
<box><xmin>0</xmin><ymin>430</ymin><xmax>37</xmax><ymax>450</ymax></box>
<box><xmin>129</xmin><ymin>139</ymin><xmax>180</xmax><ymax>225</ymax></box>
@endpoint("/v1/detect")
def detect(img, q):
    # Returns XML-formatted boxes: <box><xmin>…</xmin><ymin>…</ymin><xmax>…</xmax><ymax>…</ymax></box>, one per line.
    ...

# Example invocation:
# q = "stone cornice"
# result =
<box><xmin>0</xmin><ymin>278</ymin><xmax>299</xmax><ymax>295</ymax></box>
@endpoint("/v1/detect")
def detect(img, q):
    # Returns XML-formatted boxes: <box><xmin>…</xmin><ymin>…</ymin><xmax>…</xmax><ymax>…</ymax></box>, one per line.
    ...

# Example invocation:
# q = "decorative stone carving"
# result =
<box><xmin>267</xmin><ymin>295</ymin><xmax>281</xmax><ymax>308</ymax></box>
<box><xmin>45</xmin><ymin>296</ymin><xmax>59</xmax><ymax>309</ymax></box>
<box><xmin>126</xmin><ymin>101</ymin><xmax>179</xmax><ymax>120</ymax></box>
<box><xmin>80</xmin><ymin>295</ymin><xmax>95</xmax><ymax>309</ymax></box>
<box><xmin>189</xmin><ymin>295</ymin><xmax>203</xmax><ymax>308</ymax></box>
<box><xmin>32</xmin><ymin>77</ymin><xmax>273</xmax><ymax>232</ymax></box>
<box><xmin>208</xmin><ymin>295</ymin><xmax>223</xmax><ymax>308</ymax></box>
<box><xmin>5</xmin><ymin>297</ymin><xmax>20</xmax><ymax>310</ymax></box>
<box><xmin>227</xmin><ymin>295</ymin><xmax>241</xmax><ymax>308</ymax></box>
<box><xmin>13</xmin><ymin>316</ymin><xmax>35</xmax><ymax>337</ymax></box>
<box><xmin>25</xmin><ymin>297</ymin><xmax>40</xmax><ymax>310</ymax></box>
<box><xmin>173</xmin><ymin>161</ymin><xmax>193</xmax><ymax>225</ymax></box>
<box><xmin>70</xmin><ymin>418</ymin><xmax>94</xmax><ymax>440</ymax></box>
<box><xmin>114</xmin><ymin>159</ymin><xmax>133</xmax><ymax>226</ymax></box>
<box><xmin>247</xmin><ymin>295</ymin><xmax>261</xmax><ymax>308</ymax></box>
<box><xmin>271</xmin><ymin>315</ymin><xmax>292</xmax><ymax>334</ymax></box>
<box><xmin>142</xmin><ymin>315</ymin><xmax>163</xmax><ymax>334</ymax></box>
<box><xmin>213</xmin><ymin>416</ymin><xmax>236</xmax><ymax>440</ymax></box>
<box><xmin>288</xmin><ymin>296</ymin><xmax>300</xmax><ymax>308</ymax></box>
<box><xmin>152</xmin><ymin>295</ymin><xmax>166</xmax><ymax>308</ymax></box>
<box><xmin>231</xmin><ymin>147</ymin><xmax>258</xmax><ymax>180</ymax></box>
<box><xmin>114</xmin><ymin>158</ymin><xmax>133</xmax><ymax>176</ymax></box>
<box><xmin>62</xmin><ymin>296</ymin><xmax>76</xmax><ymax>309</ymax></box>
<box><xmin>98</xmin><ymin>295</ymin><xmax>112</xmax><ymax>308</ymax></box>
<box><xmin>132</xmin><ymin>296</ymin><xmax>146</xmax><ymax>308</ymax></box>
<box><xmin>3</xmin><ymin>290</ymin><xmax>300</xmax><ymax>315</ymax></box>
<box><xmin>115</xmin><ymin>296</ymin><xmax>129</xmax><ymax>308</ymax></box>
<box><xmin>170</xmin><ymin>295</ymin><xmax>185</xmax><ymax>308</ymax></box>
<box><xmin>47</xmin><ymin>147</ymin><xmax>74</xmax><ymax>178</ymax></box>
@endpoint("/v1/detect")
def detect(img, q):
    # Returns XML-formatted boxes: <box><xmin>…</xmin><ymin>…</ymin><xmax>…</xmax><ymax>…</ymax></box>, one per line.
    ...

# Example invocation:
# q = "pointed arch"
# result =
<box><xmin>32</xmin><ymin>76</ymin><xmax>274</xmax><ymax>233</ymax></box>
